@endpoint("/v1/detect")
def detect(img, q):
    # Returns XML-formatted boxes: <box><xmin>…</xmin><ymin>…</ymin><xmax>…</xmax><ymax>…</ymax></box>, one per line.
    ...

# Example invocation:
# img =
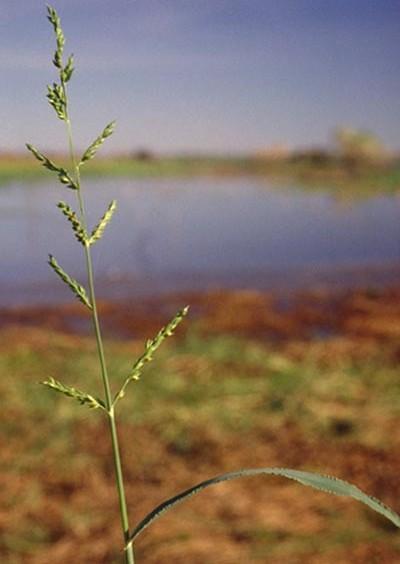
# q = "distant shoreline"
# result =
<box><xmin>1</xmin><ymin>154</ymin><xmax>399</xmax><ymax>195</ymax></box>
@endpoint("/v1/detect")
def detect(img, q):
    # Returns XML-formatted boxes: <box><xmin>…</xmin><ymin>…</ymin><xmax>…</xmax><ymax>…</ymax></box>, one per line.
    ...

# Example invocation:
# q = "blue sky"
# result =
<box><xmin>1</xmin><ymin>0</ymin><xmax>400</xmax><ymax>154</ymax></box>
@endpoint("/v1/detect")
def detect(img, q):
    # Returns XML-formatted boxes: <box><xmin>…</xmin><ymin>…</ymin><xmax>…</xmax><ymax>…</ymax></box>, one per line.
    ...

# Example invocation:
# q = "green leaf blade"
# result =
<box><xmin>127</xmin><ymin>467</ymin><xmax>400</xmax><ymax>547</ymax></box>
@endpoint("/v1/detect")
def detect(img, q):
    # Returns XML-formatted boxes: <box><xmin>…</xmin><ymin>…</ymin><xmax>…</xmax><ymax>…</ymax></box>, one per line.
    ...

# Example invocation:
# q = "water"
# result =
<box><xmin>2</xmin><ymin>177</ymin><xmax>400</xmax><ymax>306</ymax></box>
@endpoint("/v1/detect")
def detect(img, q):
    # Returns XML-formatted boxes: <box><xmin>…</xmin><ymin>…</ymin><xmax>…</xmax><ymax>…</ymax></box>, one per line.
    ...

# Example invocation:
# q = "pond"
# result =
<box><xmin>2</xmin><ymin>177</ymin><xmax>400</xmax><ymax>306</ymax></box>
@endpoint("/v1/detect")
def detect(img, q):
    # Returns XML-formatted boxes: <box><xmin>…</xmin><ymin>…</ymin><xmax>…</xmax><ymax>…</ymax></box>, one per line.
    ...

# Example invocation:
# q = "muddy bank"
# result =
<box><xmin>2</xmin><ymin>286</ymin><xmax>400</xmax><ymax>344</ymax></box>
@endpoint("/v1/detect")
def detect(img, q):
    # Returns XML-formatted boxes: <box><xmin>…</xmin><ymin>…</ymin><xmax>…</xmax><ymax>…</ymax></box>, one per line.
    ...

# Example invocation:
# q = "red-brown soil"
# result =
<box><xmin>1</xmin><ymin>287</ymin><xmax>400</xmax><ymax>563</ymax></box>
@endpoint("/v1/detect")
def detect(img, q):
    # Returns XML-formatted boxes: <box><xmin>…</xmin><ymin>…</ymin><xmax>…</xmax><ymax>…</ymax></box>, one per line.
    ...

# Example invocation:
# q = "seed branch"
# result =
<box><xmin>113</xmin><ymin>307</ymin><xmax>189</xmax><ymax>406</ymax></box>
<box><xmin>47</xmin><ymin>4</ymin><xmax>65</xmax><ymax>68</ymax></box>
<box><xmin>57</xmin><ymin>201</ymin><xmax>88</xmax><ymax>244</ymax></box>
<box><xmin>42</xmin><ymin>377</ymin><xmax>106</xmax><ymax>410</ymax></box>
<box><xmin>80</xmin><ymin>121</ymin><xmax>116</xmax><ymax>165</ymax></box>
<box><xmin>62</xmin><ymin>54</ymin><xmax>74</xmax><ymax>83</ymax></box>
<box><xmin>47</xmin><ymin>82</ymin><xmax>67</xmax><ymax>120</ymax></box>
<box><xmin>88</xmin><ymin>200</ymin><xmax>117</xmax><ymax>245</ymax></box>
<box><xmin>48</xmin><ymin>254</ymin><xmax>92</xmax><ymax>309</ymax></box>
<box><xmin>25</xmin><ymin>143</ymin><xmax>78</xmax><ymax>189</ymax></box>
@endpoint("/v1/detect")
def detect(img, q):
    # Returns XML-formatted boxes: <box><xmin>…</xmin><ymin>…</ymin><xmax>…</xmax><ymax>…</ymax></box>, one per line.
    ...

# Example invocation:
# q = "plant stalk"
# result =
<box><xmin>63</xmin><ymin>90</ymin><xmax>135</xmax><ymax>563</ymax></box>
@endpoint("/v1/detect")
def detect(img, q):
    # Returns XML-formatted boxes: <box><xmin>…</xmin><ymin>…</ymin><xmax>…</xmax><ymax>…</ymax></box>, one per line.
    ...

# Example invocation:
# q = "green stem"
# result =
<box><xmin>63</xmin><ymin>86</ymin><xmax>135</xmax><ymax>564</ymax></box>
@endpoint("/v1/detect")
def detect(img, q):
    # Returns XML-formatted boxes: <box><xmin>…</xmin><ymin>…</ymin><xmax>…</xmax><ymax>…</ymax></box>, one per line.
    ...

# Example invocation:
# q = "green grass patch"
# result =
<box><xmin>3</xmin><ymin>327</ymin><xmax>400</xmax><ymax>448</ymax></box>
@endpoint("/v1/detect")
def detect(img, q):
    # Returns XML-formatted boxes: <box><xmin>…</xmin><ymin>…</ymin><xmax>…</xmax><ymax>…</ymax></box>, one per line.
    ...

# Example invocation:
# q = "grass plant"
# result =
<box><xmin>25</xmin><ymin>6</ymin><xmax>400</xmax><ymax>562</ymax></box>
